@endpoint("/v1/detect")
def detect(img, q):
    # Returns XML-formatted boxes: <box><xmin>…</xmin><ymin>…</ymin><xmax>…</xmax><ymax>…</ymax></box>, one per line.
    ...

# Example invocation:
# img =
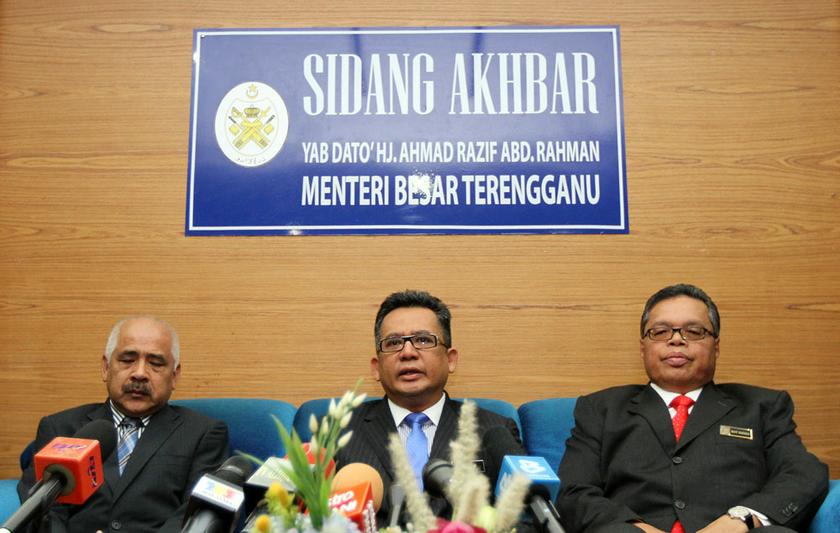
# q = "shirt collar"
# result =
<box><xmin>108</xmin><ymin>400</ymin><xmax>152</xmax><ymax>427</ymax></box>
<box><xmin>649</xmin><ymin>382</ymin><xmax>703</xmax><ymax>407</ymax></box>
<box><xmin>387</xmin><ymin>393</ymin><xmax>446</xmax><ymax>427</ymax></box>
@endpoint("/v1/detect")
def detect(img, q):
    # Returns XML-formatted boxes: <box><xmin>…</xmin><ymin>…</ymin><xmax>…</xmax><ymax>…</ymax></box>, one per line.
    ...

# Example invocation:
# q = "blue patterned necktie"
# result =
<box><xmin>404</xmin><ymin>412</ymin><xmax>430</xmax><ymax>489</ymax></box>
<box><xmin>117</xmin><ymin>417</ymin><xmax>142</xmax><ymax>475</ymax></box>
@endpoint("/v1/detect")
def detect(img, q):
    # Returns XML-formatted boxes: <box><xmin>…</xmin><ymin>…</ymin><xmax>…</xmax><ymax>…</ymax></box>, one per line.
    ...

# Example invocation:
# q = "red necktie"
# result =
<box><xmin>669</xmin><ymin>395</ymin><xmax>694</xmax><ymax>533</ymax></box>
<box><xmin>670</xmin><ymin>394</ymin><xmax>694</xmax><ymax>442</ymax></box>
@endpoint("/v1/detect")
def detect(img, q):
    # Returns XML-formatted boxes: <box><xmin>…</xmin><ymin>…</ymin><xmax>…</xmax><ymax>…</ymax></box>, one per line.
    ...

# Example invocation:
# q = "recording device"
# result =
<box><xmin>1</xmin><ymin>419</ymin><xmax>117</xmax><ymax>533</ymax></box>
<box><xmin>180</xmin><ymin>456</ymin><xmax>253</xmax><ymax>533</ymax></box>
<box><xmin>331</xmin><ymin>463</ymin><xmax>383</xmax><ymax>511</ymax></box>
<box><xmin>386</xmin><ymin>482</ymin><xmax>405</xmax><ymax>528</ymax></box>
<box><xmin>495</xmin><ymin>456</ymin><xmax>564</xmax><ymax>533</ymax></box>
<box><xmin>481</xmin><ymin>425</ymin><xmax>565</xmax><ymax>533</ymax></box>
<box><xmin>328</xmin><ymin>463</ymin><xmax>384</xmax><ymax>533</ymax></box>
<box><xmin>242</xmin><ymin>457</ymin><xmax>295</xmax><ymax>517</ymax></box>
<box><xmin>421</xmin><ymin>458</ymin><xmax>454</xmax><ymax>500</ymax></box>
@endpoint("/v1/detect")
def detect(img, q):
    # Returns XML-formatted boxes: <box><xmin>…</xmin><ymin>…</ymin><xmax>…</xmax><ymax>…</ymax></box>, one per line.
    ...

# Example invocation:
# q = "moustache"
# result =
<box><xmin>123</xmin><ymin>382</ymin><xmax>151</xmax><ymax>395</ymax></box>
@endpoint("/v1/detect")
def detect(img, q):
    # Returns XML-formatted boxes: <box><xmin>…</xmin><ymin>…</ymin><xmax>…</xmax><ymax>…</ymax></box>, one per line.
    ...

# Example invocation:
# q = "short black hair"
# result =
<box><xmin>640</xmin><ymin>283</ymin><xmax>720</xmax><ymax>338</ymax></box>
<box><xmin>374</xmin><ymin>290</ymin><xmax>452</xmax><ymax>348</ymax></box>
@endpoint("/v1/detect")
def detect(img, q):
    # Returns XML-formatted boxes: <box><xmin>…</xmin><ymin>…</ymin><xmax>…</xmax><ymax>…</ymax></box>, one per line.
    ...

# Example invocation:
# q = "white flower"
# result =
<box><xmin>339</xmin><ymin>412</ymin><xmax>352</xmax><ymax>429</ymax></box>
<box><xmin>337</xmin><ymin>431</ymin><xmax>353</xmax><ymax>449</ymax></box>
<box><xmin>328</xmin><ymin>398</ymin><xmax>337</xmax><ymax>418</ymax></box>
<box><xmin>352</xmin><ymin>393</ymin><xmax>367</xmax><ymax>407</ymax></box>
<box><xmin>308</xmin><ymin>414</ymin><xmax>318</xmax><ymax>435</ymax></box>
<box><xmin>338</xmin><ymin>391</ymin><xmax>353</xmax><ymax>410</ymax></box>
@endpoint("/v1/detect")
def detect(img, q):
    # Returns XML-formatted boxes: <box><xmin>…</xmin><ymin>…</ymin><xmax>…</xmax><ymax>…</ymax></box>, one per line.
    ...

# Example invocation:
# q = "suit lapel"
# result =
<box><xmin>430</xmin><ymin>399</ymin><xmax>460</xmax><ymax>460</ymax></box>
<box><xmin>360</xmin><ymin>400</ymin><xmax>399</xmax><ymax>480</ymax></box>
<box><xmin>86</xmin><ymin>403</ymin><xmax>118</xmax><ymax>500</ymax></box>
<box><xmin>112</xmin><ymin>404</ymin><xmax>181</xmax><ymax>501</ymax></box>
<box><xmin>676</xmin><ymin>382</ymin><xmax>735</xmax><ymax>450</ymax></box>
<box><xmin>628</xmin><ymin>385</ymin><xmax>676</xmax><ymax>452</ymax></box>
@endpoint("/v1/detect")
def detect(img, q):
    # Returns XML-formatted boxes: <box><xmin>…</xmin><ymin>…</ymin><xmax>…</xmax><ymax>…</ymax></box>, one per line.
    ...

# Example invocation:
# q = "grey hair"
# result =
<box><xmin>640</xmin><ymin>283</ymin><xmax>720</xmax><ymax>338</ymax></box>
<box><xmin>104</xmin><ymin>316</ymin><xmax>180</xmax><ymax>365</ymax></box>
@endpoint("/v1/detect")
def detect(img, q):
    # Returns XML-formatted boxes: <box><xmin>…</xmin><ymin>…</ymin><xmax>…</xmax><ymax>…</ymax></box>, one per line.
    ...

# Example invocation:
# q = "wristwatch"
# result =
<box><xmin>727</xmin><ymin>506</ymin><xmax>756</xmax><ymax>530</ymax></box>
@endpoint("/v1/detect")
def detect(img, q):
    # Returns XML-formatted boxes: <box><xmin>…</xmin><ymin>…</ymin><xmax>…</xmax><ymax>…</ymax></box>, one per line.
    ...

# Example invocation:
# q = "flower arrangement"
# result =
<box><xmin>246</xmin><ymin>389</ymin><xmax>528</xmax><ymax>533</ymax></box>
<box><xmin>245</xmin><ymin>382</ymin><xmax>367</xmax><ymax>533</ymax></box>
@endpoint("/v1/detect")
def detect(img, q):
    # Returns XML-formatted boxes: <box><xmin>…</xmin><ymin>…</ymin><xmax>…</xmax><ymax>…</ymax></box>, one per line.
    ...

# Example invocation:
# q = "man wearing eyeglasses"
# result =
<box><xmin>557</xmin><ymin>284</ymin><xmax>828</xmax><ymax>533</ymax></box>
<box><xmin>336</xmin><ymin>289</ymin><xmax>524</xmax><ymax>524</ymax></box>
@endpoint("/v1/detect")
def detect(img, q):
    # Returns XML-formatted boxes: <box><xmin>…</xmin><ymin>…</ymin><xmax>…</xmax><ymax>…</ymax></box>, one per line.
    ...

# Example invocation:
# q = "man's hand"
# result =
<box><xmin>697</xmin><ymin>514</ymin><xmax>753</xmax><ymax>532</ymax></box>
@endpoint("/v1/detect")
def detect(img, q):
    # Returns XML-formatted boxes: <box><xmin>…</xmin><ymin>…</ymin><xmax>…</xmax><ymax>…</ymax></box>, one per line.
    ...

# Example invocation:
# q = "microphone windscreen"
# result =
<box><xmin>481</xmin><ymin>425</ymin><xmax>523</xmax><ymax>482</ymax></box>
<box><xmin>421</xmin><ymin>458</ymin><xmax>453</xmax><ymax>498</ymax></box>
<box><xmin>214</xmin><ymin>456</ymin><xmax>253</xmax><ymax>486</ymax></box>
<box><xmin>74</xmin><ymin>419</ymin><xmax>118</xmax><ymax>458</ymax></box>
<box><xmin>332</xmin><ymin>462</ymin><xmax>384</xmax><ymax>511</ymax></box>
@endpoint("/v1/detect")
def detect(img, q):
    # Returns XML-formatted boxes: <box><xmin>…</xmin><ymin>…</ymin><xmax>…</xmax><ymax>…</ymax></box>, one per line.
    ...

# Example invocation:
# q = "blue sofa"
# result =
<box><xmin>1</xmin><ymin>397</ymin><xmax>836</xmax><ymax>531</ymax></box>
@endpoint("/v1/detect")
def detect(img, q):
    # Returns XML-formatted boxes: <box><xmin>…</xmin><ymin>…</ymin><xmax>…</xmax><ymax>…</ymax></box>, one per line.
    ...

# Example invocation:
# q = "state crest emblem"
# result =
<box><xmin>214</xmin><ymin>81</ymin><xmax>289</xmax><ymax>167</ymax></box>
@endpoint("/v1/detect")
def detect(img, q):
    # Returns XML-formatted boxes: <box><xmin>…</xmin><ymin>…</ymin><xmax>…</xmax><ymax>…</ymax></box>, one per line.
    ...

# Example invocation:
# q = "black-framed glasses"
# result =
<box><xmin>643</xmin><ymin>325</ymin><xmax>715</xmax><ymax>342</ymax></box>
<box><xmin>378</xmin><ymin>333</ymin><xmax>447</xmax><ymax>353</ymax></box>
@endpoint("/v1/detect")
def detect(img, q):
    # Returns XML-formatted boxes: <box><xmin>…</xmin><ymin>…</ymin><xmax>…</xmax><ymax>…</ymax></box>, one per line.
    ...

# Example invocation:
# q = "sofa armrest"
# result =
<box><xmin>809</xmin><ymin>479</ymin><xmax>839</xmax><ymax>533</ymax></box>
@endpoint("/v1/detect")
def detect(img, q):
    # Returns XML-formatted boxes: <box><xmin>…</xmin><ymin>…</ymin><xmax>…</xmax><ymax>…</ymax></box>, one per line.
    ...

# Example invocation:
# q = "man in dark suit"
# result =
<box><xmin>557</xmin><ymin>284</ymin><xmax>828</xmax><ymax>533</ymax></box>
<box><xmin>18</xmin><ymin>316</ymin><xmax>229</xmax><ymax>533</ymax></box>
<box><xmin>336</xmin><ymin>290</ymin><xmax>523</xmax><ymax>523</ymax></box>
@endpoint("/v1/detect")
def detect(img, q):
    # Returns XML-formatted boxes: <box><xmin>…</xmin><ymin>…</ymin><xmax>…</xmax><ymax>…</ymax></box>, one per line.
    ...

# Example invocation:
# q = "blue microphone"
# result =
<box><xmin>493</xmin><ymin>448</ymin><xmax>565</xmax><ymax>533</ymax></box>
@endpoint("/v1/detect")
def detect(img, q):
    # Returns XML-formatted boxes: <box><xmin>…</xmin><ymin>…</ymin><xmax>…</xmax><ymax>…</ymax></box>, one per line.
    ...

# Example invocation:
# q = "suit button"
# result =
<box><xmin>111</xmin><ymin>520</ymin><xmax>122</xmax><ymax>530</ymax></box>
<box><xmin>672</xmin><ymin>456</ymin><xmax>683</xmax><ymax>464</ymax></box>
<box><xmin>674</xmin><ymin>500</ymin><xmax>686</xmax><ymax>510</ymax></box>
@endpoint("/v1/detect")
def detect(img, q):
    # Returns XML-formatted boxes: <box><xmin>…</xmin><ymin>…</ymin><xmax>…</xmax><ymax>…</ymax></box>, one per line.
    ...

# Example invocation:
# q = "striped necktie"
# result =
<box><xmin>117</xmin><ymin>417</ymin><xmax>142</xmax><ymax>475</ymax></box>
<box><xmin>404</xmin><ymin>412</ymin><xmax>430</xmax><ymax>489</ymax></box>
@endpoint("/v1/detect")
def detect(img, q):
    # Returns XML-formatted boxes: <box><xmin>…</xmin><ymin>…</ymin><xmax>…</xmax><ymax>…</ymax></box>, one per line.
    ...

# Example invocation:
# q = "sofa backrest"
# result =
<box><xmin>517</xmin><ymin>397</ymin><xmax>578</xmax><ymax>473</ymax></box>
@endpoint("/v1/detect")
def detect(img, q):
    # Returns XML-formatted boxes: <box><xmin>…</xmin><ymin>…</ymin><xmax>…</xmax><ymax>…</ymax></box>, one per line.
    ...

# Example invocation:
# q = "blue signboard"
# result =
<box><xmin>186</xmin><ymin>27</ymin><xmax>628</xmax><ymax>235</ymax></box>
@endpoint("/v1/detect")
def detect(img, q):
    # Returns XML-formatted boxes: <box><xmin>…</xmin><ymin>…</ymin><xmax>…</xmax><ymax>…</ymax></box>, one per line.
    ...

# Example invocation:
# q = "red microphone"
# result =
<box><xmin>2</xmin><ymin>419</ymin><xmax>117</xmax><ymax>533</ymax></box>
<box><xmin>328</xmin><ymin>481</ymin><xmax>377</xmax><ymax>533</ymax></box>
<box><xmin>34</xmin><ymin>436</ymin><xmax>104</xmax><ymax>505</ymax></box>
<box><xmin>329</xmin><ymin>463</ymin><xmax>384</xmax><ymax>533</ymax></box>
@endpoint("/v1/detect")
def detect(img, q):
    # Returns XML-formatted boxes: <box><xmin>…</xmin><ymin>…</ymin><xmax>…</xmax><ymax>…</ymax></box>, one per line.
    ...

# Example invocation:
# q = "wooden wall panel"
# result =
<box><xmin>1</xmin><ymin>0</ymin><xmax>838</xmax><ymax>479</ymax></box>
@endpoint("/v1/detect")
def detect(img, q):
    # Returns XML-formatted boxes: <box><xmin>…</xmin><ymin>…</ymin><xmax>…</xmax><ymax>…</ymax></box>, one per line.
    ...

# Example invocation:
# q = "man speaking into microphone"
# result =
<box><xmin>336</xmin><ymin>290</ymin><xmax>524</xmax><ymax>525</ymax></box>
<box><xmin>17</xmin><ymin>316</ymin><xmax>229</xmax><ymax>533</ymax></box>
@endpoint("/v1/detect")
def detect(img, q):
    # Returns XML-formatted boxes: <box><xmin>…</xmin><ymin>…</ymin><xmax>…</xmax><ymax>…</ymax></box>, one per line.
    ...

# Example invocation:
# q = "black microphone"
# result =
<box><xmin>524</xmin><ymin>484</ymin><xmax>565</xmax><ymax>533</ymax></box>
<box><xmin>480</xmin><ymin>425</ymin><xmax>524</xmax><ymax>484</ymax></box>
<box><xmin>1</xmin><ymin>420</ymin><xmax>117</xmax><ymax>533</ymax></box>
<box><xmin>421</xmin><ymin>458</ymin><xmax>454</xmax><ymax>500</ymax></box>
<box><xmin>386</xmin><ymin>481</ymin><xmax>405</xmax><ymax>528</ymax></box>
<box><xmin>181</xmin><ymin>456</ymin><xmax>253</xmax><ymax>533</ymax></box>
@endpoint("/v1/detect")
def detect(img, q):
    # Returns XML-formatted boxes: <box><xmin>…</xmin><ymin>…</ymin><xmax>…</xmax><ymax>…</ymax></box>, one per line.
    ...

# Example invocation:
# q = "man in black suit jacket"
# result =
<box><xmin>336</xmin><ymin>290</ymin><xmax>524</xmax><ymax>524</ymax></box>
<box><xmin>557</xmin><ymin>284</ymin><xmax>828</xmax><ymax>533</ymax></box>
<box><xmin>18</xmin><ymin>316</ymin><xmax>229</xmax><ymax>533</ymax></box>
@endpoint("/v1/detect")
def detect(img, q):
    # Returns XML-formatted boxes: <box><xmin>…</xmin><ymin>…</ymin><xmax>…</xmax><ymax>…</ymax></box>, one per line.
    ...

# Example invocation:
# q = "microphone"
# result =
<box><xmin>242</xmin><ymin>457</ymin><xmax>295</xmax><ymax>517</ymax></box>
<box><xmin>495</xmin><ymin>456</ymin><xmax>564</xmax><ymax>533</ymax></box>
<box><xmin>481</xmin><ymin>425</ymin><xmax>525</xmax><ymax>484</ymax></box>
<box><xmin>421</xmin><ymin>458</ymin><xmax>453</xmax><ymax>500</ymax></box>
<box><xmin>483</xmin><ymin>426</ymin><xmax>564</xmax><ymax>533</ymax></box>
<box><xmin>1</xmin><ymin>419</ymin><xmax>116</xmax><ymax>533</ymax></box>
<box><xmin>386</xmin><ymin>482</ymin><xmax>405</xmax><ymax>528</ymax></box>
<box><xmin>328</xmin><ymin>463</ymin><xmax>383</xmax><ymax>533</ymax></box>
<box><xmin>331</xmin><ymin>463</ymin><xmax>383</xmax><ymax>512</ymax></box>
<box><xmin>181</xmin><ymin>456</ymin><xmax>253</xmax><ymax>533</ymax></box>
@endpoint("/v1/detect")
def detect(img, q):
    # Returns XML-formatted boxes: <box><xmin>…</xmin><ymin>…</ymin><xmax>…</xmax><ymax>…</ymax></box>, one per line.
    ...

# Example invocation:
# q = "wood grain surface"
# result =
<box><xmin>1</xmin><ymin>1</ymin><xmax>838</xmax><ymax>479</ymax></box>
